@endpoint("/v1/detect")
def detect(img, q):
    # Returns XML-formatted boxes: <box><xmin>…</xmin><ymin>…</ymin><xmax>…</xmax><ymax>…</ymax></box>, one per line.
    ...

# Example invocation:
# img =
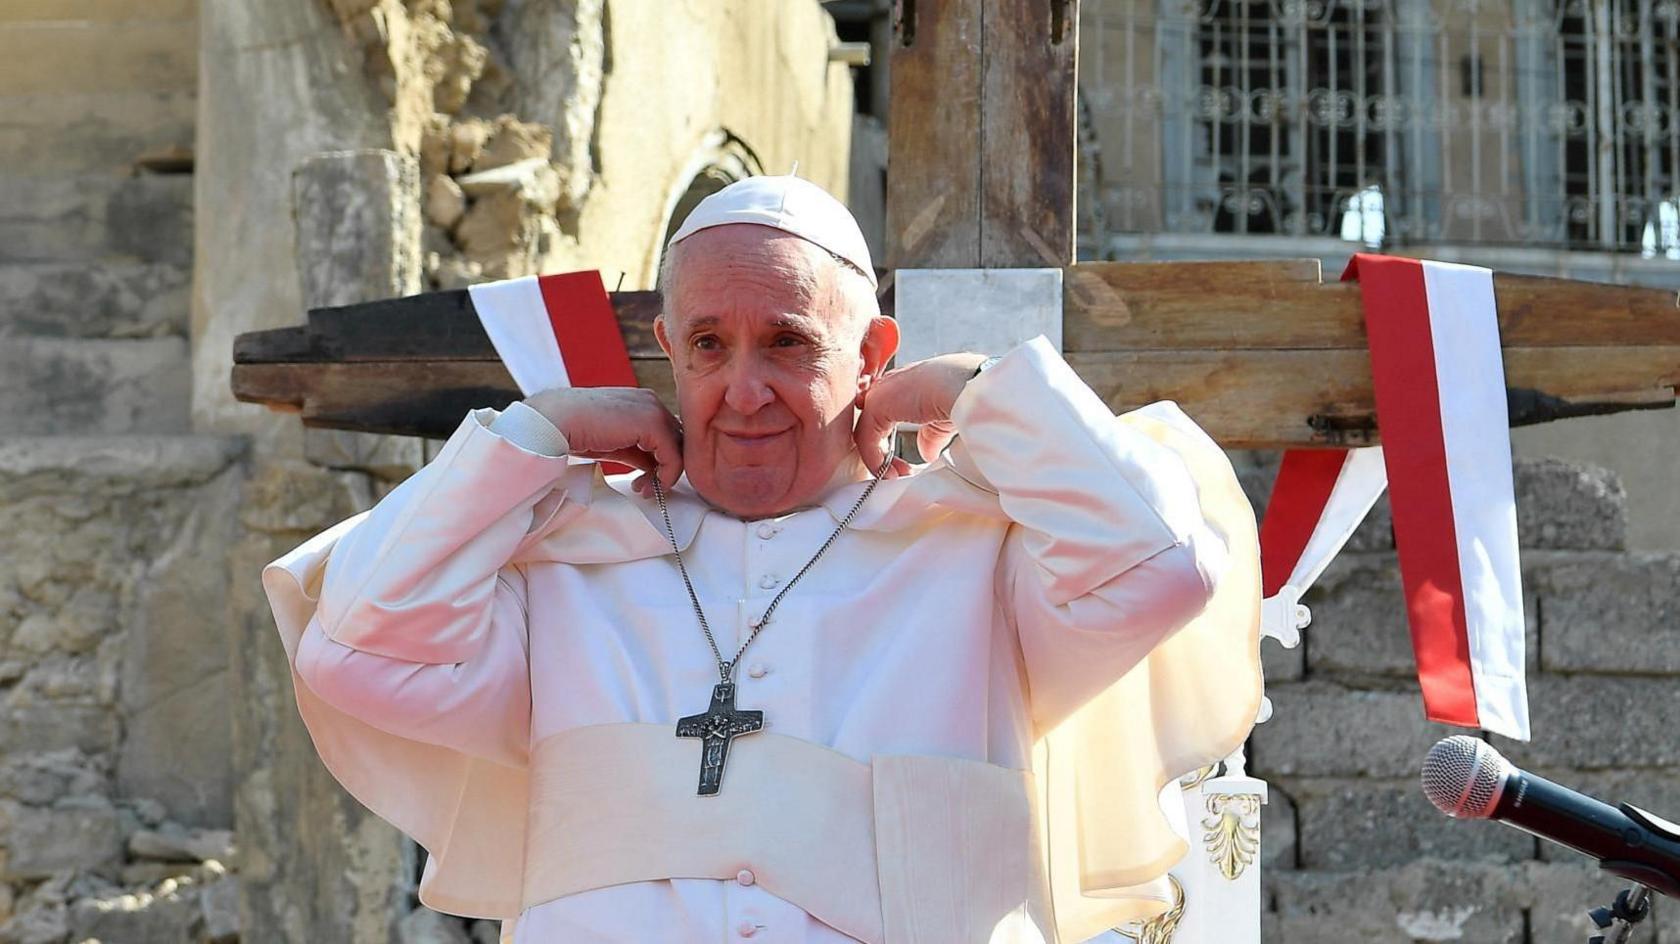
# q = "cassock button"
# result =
<box><xmin>737</xmin><ymin>920</ymin><xmax>757</xmax><ymax>937</ymax></box>
<box><xmin>758</xmin><ymin>574</ymin><xmax>779</xmax><ymax>590</ymax></box>
<box><xmin>756</xmin><ymin>523</ymin><xmax>777</xmax><ymax>540</ymax></box>
<box><xmin>736</xmin><ymin>868</ymin><xmax>756</xmax><ymax>886</ymax></box>
<box><xmin>746</xmin><ymin>664</ymin><xmax>767</xmax><ymax>679</ymax></box>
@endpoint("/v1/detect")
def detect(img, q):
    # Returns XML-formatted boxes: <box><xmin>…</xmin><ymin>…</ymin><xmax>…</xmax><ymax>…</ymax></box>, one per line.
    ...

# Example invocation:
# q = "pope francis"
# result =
<box><xmin>263</xmin><ymin>176</ymin><xmax>1264</xmax><ymax>943</ymax></box>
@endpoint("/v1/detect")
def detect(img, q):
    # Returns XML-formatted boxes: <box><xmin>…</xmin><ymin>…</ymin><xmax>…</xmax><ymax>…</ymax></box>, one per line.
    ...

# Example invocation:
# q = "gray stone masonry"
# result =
<box><xmin>0</xmin><ymin>261</ymin><xmax>189</xmax><ymax>339</ymax></box>
<box><xmin>1536</xmin><ymin>551</ymin><xmax>1680</xmax><ymax>673</ymax></box>
<box><xmin>0</xmin><ymin>436</ymin><xmax>245</xmax><ymax>939</ymax></box>
<box><xmin>0</xmin><ymin>175</ymin><xmax>193</xmax><ymax>267</ymax></box>
<box><xmin>1263</xmin><ymin>860</ymin><xmax>1680</xmax><ymax>942</ymax></box>
<box><xmin>0</xmin><ymin>338</ymin><xmax>191</xmax><ymax>435</ymax></box>
<box><xmin>1251</xmin><ymin>455</ymin><xmax>1680</xmax><ymax>941</ymax></box>
<box><xmin>0</xmin><ymin>90</ymin><xmax>196</xmax><ymax>178</ymax></box>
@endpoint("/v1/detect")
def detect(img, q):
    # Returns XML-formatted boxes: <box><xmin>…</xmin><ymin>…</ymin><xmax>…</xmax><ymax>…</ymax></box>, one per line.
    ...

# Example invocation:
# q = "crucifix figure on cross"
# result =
<box><xmin>674</xmin><ymin>681</ymin><xmax>764</xmax><ymax>796</ymax></box>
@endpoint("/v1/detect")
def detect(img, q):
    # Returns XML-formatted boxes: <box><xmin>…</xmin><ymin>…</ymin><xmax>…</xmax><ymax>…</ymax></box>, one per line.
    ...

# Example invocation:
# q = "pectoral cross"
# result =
<box><xmin>675</xmin><ymin>682</ymin><xmax>764</xmax><ymax>796</ymax></box>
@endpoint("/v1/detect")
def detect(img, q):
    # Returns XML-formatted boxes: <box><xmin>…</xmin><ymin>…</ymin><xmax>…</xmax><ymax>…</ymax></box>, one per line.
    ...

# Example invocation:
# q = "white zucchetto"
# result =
<box><xmin>668</xmin><ymin>175</ymin><xmax>878</xmax><ymax>288</ymax></box>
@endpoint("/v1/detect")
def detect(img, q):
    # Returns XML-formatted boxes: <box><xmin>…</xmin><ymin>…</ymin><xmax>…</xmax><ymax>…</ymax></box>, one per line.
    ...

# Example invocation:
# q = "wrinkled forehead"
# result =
<box><xmin>664</xmin><ymin>224</ymin><xmax>868</xmax><ymax>332</ymax></box>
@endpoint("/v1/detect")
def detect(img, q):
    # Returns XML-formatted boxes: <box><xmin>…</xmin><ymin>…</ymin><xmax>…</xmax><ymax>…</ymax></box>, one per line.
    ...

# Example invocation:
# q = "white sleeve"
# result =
<box><xmin>292</xmin><ymin>403</ymin><xmax>580</xmax><ymax>765</ymax></box>
<box><xmin>946</xmin><ymin>337</ymin><xmax>1230</xmax><ymax>729</ymax></box>
<box><xmin>293</xmin><ymin>571</ymin><xmax>533</xmax><ymax>767</ymax></box>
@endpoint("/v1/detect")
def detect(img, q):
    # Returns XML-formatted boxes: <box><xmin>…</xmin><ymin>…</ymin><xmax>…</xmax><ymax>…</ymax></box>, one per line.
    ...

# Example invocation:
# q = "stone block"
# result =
<box><xmin>1513</xmin><ymin>457</ymin><xmax>1627</xmax><ymax>550</ymax></box>
<box><xmin>504</xmin><ymin>0</ymin><xmax>601</xmax><ymax>208</ymax></box>
<box><xmin>0</xmin><ymin>798</ymin><xmax>122</xmax><ymax>881</ymax></box>
<box><xmin>1494</xmin><ymin>675</ymin><xmax>1680</xmax><ymax>771</ymax></box>
<box><xmin>0</xmin><ymin>751</ymin><xmax>105</xmax><ymax>807</ymax></box>
<box><xmin>1</xmin><ymin>1</ymin><xmax>198</xmax><ymax>25</ymax></box>
<box><xmin>0</xmin><ymin>174</ymin><xmax>192</xmax><ymax>266</ymax></box>
<box><xmin>1285</xmin><ymin>777</ymin><xmax>1533</xmax><ymax>870</ymax></box>
<box><xmin>117</xmin><ymin>458</ymin><xmax>243</xmax><ymax>826</ymax></box>
<box><xmin>1304</xmin><ymin>553</ymin><xmax>1538</xmax><ymax>678</ymax></box>
<box><xmin>0</xmin><ymin>338</ymin><xmax>190</xmax><ymax>434</ymax></box>
<box><xmin>0</xmin><ymin>91</ymin><xmax>196</xmax><ymax>176</ymax></box>
<box><xmin>305</xmin><ymin>428</ymin><xmax>424</xmax><ymax>481</ymax></box>
<box><xmin>0</xmin><ymin>261</ymin><xmax>188</xmax><ymax>339</ymax></box>
<box><xmin>0</xmin><ymin>705</ymin><xmax>119</xmax><ymax>758</ymax></box>
<box><xmin>117</xmin><ymin>675</ymin><xmax>233</xmax><ymax>827</ymax></box>
<box><xmin>0</xmin><ymin>19</ymin><xmax>197</xmax><ymax>96</ymax></box>
<box><xmin>237</xmin><ymin>460</ymin><xmax>370</xmax><ymax>536</ymax></box>
<box><xmin>1259</xmin><ymin>783</ymin><xmax>1297</xmax><ymax>869</ymax></box>
<box><xmin>1259</xmin><ymin>634</ymin><xmax>1303</xmax><ymax>682</ymax></box>
<box><xmin>292</xmin><ymin>149</ymin><xmax>422</xmax><ymax>309</ymax></box>
<box><xmin>1265</xmin><ymin>861</ymin><xmax>1525</xmax><ymax>943</ymax></box>
<box><xmin>1250</xmin><ymin>682</ymin><xmax>1461</xmax><ymax>778</ymax></box>
<box><xmin>1534</xmin><ymin>551</ymin><xmax>1680</xmax><ymax>673</ymax></box>
<box><xmin>128</xmin><ymin>826</ymin><xmax>235</xmax><ymax>864</ymax></box>
<box><xmin>199</xmin><ymin>876</ymin><xmax>239</xmax><ymax>942</ymax></box>
<box><xmin>0</xmin><ymin>903</ymin><xmax>68</xmax><ymax>944</ymax></box>
<box><xmin>67</xmin><ymin>883</ymin><xmax>201</xmax><ymax>944</ymax></box>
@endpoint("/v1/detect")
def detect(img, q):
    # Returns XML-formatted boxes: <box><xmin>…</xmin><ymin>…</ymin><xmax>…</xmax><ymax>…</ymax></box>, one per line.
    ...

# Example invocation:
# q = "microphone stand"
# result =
<box><xmin>1587</xmin><ymin>884</ymin><xmax>1651</xmax><ymax>944</ymax></box>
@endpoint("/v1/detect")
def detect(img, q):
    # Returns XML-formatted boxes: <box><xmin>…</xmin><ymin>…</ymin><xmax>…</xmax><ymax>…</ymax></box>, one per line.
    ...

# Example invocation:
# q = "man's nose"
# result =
<box><xmin>721</xmin><ymin>357</ymin><xmax>775</xmax><ymax>414</ymax></box>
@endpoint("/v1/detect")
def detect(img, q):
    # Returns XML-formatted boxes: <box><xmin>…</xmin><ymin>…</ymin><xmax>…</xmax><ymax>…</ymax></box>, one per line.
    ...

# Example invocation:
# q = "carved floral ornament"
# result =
<box><xmin>1202</xmin><ymin>793</ymin><xmax>1263</xmax><ymax>881</ymax></box>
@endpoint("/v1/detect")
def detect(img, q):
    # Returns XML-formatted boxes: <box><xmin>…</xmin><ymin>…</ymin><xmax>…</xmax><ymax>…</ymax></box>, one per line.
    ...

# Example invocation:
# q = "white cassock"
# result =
<box><xmin>264</xmin><ymin>338</ymin><xmax>1264</xmax><ymax>944</ymax></box>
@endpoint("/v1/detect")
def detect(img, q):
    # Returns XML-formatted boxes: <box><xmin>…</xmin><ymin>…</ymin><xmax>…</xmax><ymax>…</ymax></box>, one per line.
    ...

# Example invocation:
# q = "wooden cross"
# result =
<box><xmin>231</xmin><ymin>0</ymin><xmax>1679</xmax><ymax>448</ymax></box>
<box><xmin>674</xmin><ymin>682</ymin><xmax>764</xmax><ymax>797</ymax></box>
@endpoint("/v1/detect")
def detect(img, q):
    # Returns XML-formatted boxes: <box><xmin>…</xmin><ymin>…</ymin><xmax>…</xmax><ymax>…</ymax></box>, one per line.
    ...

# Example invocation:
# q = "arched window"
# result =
<box><xmin>656</xmin><ymin>133</ymin><xmax>766</xmax><ymax>275</ymax></box>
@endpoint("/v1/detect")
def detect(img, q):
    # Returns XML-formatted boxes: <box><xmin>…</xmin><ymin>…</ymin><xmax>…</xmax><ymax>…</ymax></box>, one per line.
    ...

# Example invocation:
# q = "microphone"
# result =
<box><xmin>1421</xmin><ymin>735</ymin><xmax>1680</xmax><ymax>899</ymax></box>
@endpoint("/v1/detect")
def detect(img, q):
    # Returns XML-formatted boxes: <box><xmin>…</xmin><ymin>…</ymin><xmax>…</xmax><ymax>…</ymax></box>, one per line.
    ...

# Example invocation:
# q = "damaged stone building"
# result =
<box><xmin>3</xmin><ymin>1</ymin><xmax>852</xmax><ymax>940</ymax></box>
<box><xmin>0</xmin><ymin>0</ymin><xmax>1676</xmax><ymax>942</ymax></box>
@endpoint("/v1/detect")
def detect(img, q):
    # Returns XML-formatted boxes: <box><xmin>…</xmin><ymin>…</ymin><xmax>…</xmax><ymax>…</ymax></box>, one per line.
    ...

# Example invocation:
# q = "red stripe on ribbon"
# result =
<box><xmin>1259</xmin><ymin>449</ymin><xmax>1351</xmax><ymax>597</ymax></box>
<box><xmin>537</xmin><ymin>270</ymin><xmax>640</xmax><ymax>476</ymax></box>
<box><xmin>537</xmin><ymin>271</ymin><xmax>639</xmax><ymax>389</ymax></box>
<box><xmin>1345</xmin><ymin>254</ymin><xmax>1479</xmax><ymax>728</ymax></box>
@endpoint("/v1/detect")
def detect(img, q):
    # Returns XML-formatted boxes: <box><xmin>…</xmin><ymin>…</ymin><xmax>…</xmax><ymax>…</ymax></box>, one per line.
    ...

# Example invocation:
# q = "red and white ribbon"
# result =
<box><xmin>467</xmin><ymin>270</ymin><xmax>639</xmax><ymax>474</ymax></box>
<box><xmin>1260</xmin><ymin>254</ymin><xmax>1529</xmax><ymax>741</ymax></box>
<box><xmin>466</xmin><ymin>270</ymin><xmax>637</xmax><ymax>396</ymax></box>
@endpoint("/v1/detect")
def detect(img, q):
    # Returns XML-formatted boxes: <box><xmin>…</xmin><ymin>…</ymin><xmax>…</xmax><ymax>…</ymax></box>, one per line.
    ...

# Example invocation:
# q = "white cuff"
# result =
<box><xmin>487</xmin><ymin>401</ymin><xmax>570</xmax><ymax>458</ymax></box>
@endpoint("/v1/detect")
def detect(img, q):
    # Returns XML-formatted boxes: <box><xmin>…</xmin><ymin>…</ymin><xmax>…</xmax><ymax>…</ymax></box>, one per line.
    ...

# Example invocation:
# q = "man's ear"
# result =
<box><xmin>653</xmin><ymin>315</ymin><xmax>674</xmax><ymax>359</ymax></box>
<box><xmin>857</xmin><ymin>315</ymin><xmax>900</xmax><ymax>394</ymax></box>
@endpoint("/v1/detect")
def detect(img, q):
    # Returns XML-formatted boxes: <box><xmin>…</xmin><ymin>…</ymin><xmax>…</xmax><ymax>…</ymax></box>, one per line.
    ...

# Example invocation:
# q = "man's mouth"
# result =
<box><xmin>719</xmin><ymin>429</ymin><xmax>789</xmax><ymax>444</ymax></box>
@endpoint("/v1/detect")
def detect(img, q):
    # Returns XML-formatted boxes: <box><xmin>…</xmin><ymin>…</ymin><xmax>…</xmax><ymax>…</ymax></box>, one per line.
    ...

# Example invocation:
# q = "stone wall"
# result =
<box><xmin>0</xmin><ymin>0</ymin><xmax>259</xmax><ymax>940</ymax></box>
<box><xmin>1245</xmin><ymin>456</ymin><xmax>1680</xmax><ymax>941</ymax></box>
<box><xmin>0</xmin><ymin>439</ymin><xmax>245</xmax><ymax>943</ymax></box>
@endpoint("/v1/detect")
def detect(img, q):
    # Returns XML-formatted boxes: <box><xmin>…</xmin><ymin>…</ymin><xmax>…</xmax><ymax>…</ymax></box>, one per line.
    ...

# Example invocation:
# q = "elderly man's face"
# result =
<box><xmin>654</xmin><ymin>224</ymin><xmax>896</xmax><ymax>519</ymax></box>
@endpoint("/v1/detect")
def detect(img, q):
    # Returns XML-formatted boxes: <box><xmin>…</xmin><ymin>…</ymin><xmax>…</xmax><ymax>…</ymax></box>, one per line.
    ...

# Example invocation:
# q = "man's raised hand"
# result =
<box><xmin>854</xmin><ymin>353</ymin><xmax>989</xmax><ymax>476</ymax></box>
<box><xmin>523</xmin><ymin>387</ymin><xmax>683</xmax><ymax>493</ymax></box>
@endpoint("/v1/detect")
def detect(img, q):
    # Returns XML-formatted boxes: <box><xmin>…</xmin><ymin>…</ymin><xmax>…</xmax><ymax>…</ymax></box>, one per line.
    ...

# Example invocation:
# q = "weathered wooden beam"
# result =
<box><xmin>1062</xmin><ymin>261</ymin><xmax>1680</xmax><ymax>351</ymax></box>
<box><xmin>885</xmin><ymin>0</ymin><xmax>1078</xmax><ymax>269</ymax></box>
<box><xmin>232</xmin><ymin>289</ymin><xmax>664</xmax><ymax>363</ymax></box>
<box><xmin>885</xmin><ymin>0</ymin><xmax>981</xmax><ymax>268</ymax></box>
<box><xmin>230</xmin><ymin>260</ymin><xmax>1680</xmax><ymax>447</ymax></box>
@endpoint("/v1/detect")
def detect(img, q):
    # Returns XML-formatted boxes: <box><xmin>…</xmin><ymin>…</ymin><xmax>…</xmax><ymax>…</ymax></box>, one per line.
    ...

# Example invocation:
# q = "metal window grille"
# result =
<box><xmin>1078</xmin><ymin>0</ymin><xmax>1680</xmax><ymax>253</ymax></box>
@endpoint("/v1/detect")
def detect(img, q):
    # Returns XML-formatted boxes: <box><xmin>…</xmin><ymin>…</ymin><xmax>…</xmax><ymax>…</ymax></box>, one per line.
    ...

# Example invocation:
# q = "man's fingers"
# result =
<box><xmin>597</xmin><ymin>447</ymin><xmax>658</xmax><ymax>475</ymax></box>
<box><xmin>854</xmin><ymin>400</ymin><xmax>899</xmax><ymax>473</ymax></box>
<box><xmin>917</xmin><ymin>420</ymin><xmax>957</xmax><ymax>462</ymax></box>
<box><xmin>638</xmin><ymin>424</ymin><xmax>684</xmax><ymax>489</ymax></box>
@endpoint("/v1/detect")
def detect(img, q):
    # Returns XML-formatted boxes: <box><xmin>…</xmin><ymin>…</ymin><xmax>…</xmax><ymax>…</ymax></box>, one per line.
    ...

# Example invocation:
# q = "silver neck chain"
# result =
<box><xmin>650</xmin><ymin>448</ymin><xmax>896</xmax><ymax>684</ymax></box>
